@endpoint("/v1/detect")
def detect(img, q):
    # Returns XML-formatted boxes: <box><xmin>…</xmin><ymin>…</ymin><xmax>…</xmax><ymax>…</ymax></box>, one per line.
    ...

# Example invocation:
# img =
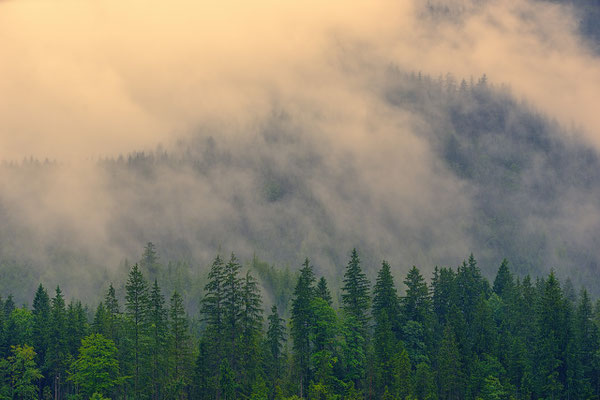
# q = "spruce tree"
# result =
<box><xmin>46</xmin><ymin>287</ymin><xmax>68</xmax><ymax>400</ymax></box>
<box><xmin>316</xmin><ymin>277</ymin><xmax>332</xmax><ymax>307</ymax></box>
<box><xmin>372</xmin><ymin>261</ymin><xmax>399</xmax><ymax>394</ymax></box>
<box><xmin>169</xmin><ymin>291</ymin><xmax>191</xmax><ymax>400</ymax></box>
<box><xmin>402</xmin><ymin>265</ymin><xmax>430</xmax><ymax>325</ymax></box>
<box><xmin>125</xmin><ymin>264</ymin><xmax>150</xmax><ymax>399</ymax></box>
<box><xmin>148</xmin><ymin>279</ymin><xmax>168</xmax><ymax>400</ymax></box>
<box><xmin>32</xmin><ymin>284</ymin><xmax>50</xmax><ymax>396</ymax></box>
<box><xmin>341</xmin><ymin>248</ymin><xmax>370</xmax><ymax>327</ymax></box>
<box><xmin>239</xmin><ymin>270</ymin><xmax>263</xmax><ymax>393</ymax></box>
<box><xmin>438</xmin><ymin>324</ymin><xmax>463</xmax><ymax>400</ymax></box>
<box><xmin>290</xmin><ymin>258</ymin><xmax>316</xmax><ymax>397</ymax></box>
<box><xmin>266</xmin><ymin>305</ymin><xmax>286</xmax><ymax>387</ymax></box>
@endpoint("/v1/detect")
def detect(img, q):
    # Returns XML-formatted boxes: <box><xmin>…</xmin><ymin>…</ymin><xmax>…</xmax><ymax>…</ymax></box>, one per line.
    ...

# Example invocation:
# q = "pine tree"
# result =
<box><xmin>534</xmin><ymin>271</ymin><xmax>567</xmax><ymax>399</ymax></box>
<box><xmin>492</xmin><ymin>259</ymin><xmax>513</xmax><ymax>299</ymax></box>
<box><xmin>140</xmin><ymin>242</ymin><xmax>160</xmax><ymax>277</ymax></box>
<box><xmin>66</xmin><ymin>300</ymin><xmax>88</xmax><ymax>356</ymax></box>
<box><xmin>223</xmin><ymin>253</ymin><xmax>243</xmax><ymax>375</ymax></box>
<box><xmin>372</xmin><ymin>261</ymin><xmax>400</xmax><ymax>394</ymax></box>
<box><xmin>572</xmin><ymin>289</ymin><xmax>597</xmax><ymax>398</ymax></box>
<box><xmin>169</xmin><ymin>291</ymin><xmax>191</xmax><ymax>400</ymax></box>
<box><xmin>402</xmin><ymin>265</ymin><xmax>430</xmax><ymax>326</ymax></box>
<box><xmin>200</xmin><ymin>255</ymin><xmax>227</xmax><ymax>399</ymax></box>
<box><xmin>46</xmin><ymin>287</ymin><xmax>68</xmax><ymax>400</ymax></box>
<box><xmin>341</xmin><ymin>249</ymin><xmax>370</xmax><ymax>388</ymax></box>
<box><xmin>315</xmin><ymin>277</ymin><xmax>332</xmax><ymax>307</ymax></box>
<box><xmin>438</xmin><ymin>325</ymin><xmax>463</xmax><ymax>400</ymax></box>
<box><xmin>341</xmin><ymin>249</ymin><xmax>370</xmax><ymax>327</ymax></box>
<box><xmin>290</xmin><ymin>258</ymin><xmax>316</xmax><ymax>397</ymax></box>
<box><xmin>125</xmin><ymin>264</ymin><xmax>150</xmax><ymax>400</ymax></box>
<box><xmin>239</xmin><ymin>270</ymin><xmax>263</xmax><ymax>393</ymax></box>
<box><xmin>32</xmin><ymin>284</ymin><xmax>50</xmax><ymax>397</ymax></box>
<box><xmin>148</xmin><ymin>279</ymin><xmax>168</xmax><ymax>400</ymax></box>
<box><xmin>266</xmin><ymin>305</ymin><xmax>286</xmax><ymax>388</ymax></box>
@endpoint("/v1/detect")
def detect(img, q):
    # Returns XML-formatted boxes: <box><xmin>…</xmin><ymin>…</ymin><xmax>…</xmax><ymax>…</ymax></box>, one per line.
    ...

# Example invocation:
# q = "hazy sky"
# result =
<box><xmin>1</xmin><ymin>0</ymin><xmax>599</xmax><ymax>160</ymax></box>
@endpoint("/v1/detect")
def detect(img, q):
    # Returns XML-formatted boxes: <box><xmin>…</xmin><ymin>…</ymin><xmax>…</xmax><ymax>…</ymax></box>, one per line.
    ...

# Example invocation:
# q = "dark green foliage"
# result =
<box><xmin>341</xmin><ymin>249</ymin><xmax>370</xmax><ymax>328</ymax></box>
<box><xmin>266</xmin><ymin>305</ymin><xmax>286</xmax><ymax>390</ymax></box>
<box><xmin>315</xmin><ymin>277</ymin><xmax>333</xmax><ymax>307</ymax></box>
<box><xmin>0</xmin><ymin>251</ymin><xmax>597</xmax><ymax>400</ymax></box>
<box><xmin>169</xmin><ymin>291</ymin><xmax>192</xmax><ymax>399</ymax></box>
<box><xmin>290</xmin><ymin>258</ymin><xmax>316</xmax><ymax>397</ymax></box>
<box><xmin>124</xmin><ymin>264</ymin><xmax>150</xmax><ymax>399</ymax></box>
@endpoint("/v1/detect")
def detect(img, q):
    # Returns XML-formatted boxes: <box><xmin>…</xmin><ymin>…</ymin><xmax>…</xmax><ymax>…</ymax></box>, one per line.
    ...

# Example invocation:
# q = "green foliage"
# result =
<box><xmin>7</xmin><ymin>344</ymin><xmax>42</xmax><ymax>400</ymax></box>
<box><xmin>0</xmin><ymin>251</ymin><xmax>597</xmax><ymax>400</ymax></box>
<box><xmin>68</xmin><ymin>333</ymin><xmax>122</xmax><ymax>399</ymax></box>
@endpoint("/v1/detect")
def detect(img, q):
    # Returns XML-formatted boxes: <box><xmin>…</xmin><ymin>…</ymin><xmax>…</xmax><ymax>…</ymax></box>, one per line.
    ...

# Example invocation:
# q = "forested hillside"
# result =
<box><xmin>0</xmin><ymin>250</ymin><xmax>597</xmax><ymax>400</ymax></box>
<box><xmin>3</xmin><ymin>73</ymin><xmax>600</xmax><ymax>302</ymax></box>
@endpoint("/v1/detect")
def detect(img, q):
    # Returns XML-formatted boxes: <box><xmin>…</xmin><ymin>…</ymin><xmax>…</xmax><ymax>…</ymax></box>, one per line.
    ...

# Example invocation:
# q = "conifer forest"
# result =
<box><xmin>0</xmin><ymin>247</ymin><xmax>598</xmax><ymax>400</ymax></box>
<box><xmin>3</xmin><ymin>0</ymin><xmax>600</xmax><ymax>399</ymax></box>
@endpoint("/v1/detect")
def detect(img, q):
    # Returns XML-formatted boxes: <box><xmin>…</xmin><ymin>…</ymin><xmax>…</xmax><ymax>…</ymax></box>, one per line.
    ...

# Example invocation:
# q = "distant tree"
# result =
<box><xmin>140</xmin><ymin>242</ymin><xmax>160</xmax><ymax>276</ymax></box>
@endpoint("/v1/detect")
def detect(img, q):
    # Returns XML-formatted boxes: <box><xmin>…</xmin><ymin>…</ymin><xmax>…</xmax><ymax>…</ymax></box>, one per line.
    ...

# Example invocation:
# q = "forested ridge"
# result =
<box><xmin>0</xmin><ymin>247</ymin><xmax>598</xmax><ymax>400</ymax></box>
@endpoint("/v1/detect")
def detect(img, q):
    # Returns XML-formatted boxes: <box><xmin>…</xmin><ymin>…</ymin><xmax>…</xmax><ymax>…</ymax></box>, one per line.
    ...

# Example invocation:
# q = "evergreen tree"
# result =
<box><xmin>239</xmin><ymin>270</ymin><xmax>263</xmax><ymax>393</ymax></box>
<box><xmin>290</xmin><ymin>258</ymin><xmax>316</xmax><ymax>397</ymax></box>
<box><xmin>66</xmin><ymin>300</ymin><xmax>88</xmax><ymax>356</ymax></box>
<box><xmin>402</xmin><ymin>265</ymin><xmax>431</xmax><ymax>326</ymax></box>
<box><xmin>223</xmin><ymin>253</ymin><xmax>243</xmax><ymax>375</ymax></box>
<box><xmin>148</xmin><ymin>279</ymin><xmax>168</xmax><ymax>400</ymax></box>
<box><xmin>169</xmin><ymin>291</ymin><xmax>191</xmax><ymax>400</ymax></box>
<box><xmin>340</xmin><ymin>249</ymin><xmax>370</xmax><ymax>388</ymax></box>
<box><xmin>315</xmin><ymin>277</ymin><xmax>332</xmax><ymax>307</ymax></box>
<box><xmin>31</xmin><ymin>284</ymin><xmax>50</xmax><ymax>396</ymax></box>
<box><xmin>125</xmin><ymin>264</ymin><xmax>150</xmax><ymax>400</ymax></box>
<box><xmin>438</xmin><ymin>325</ymin><xmax>463</xmax><ymax>400</ymax></box>
<box><xmin>341</xmin><ymin>249</ymin><xmax>370</xmax><ymax>327</ymax></box>
<box><xmin>200</xmin><ymin>255</ymin><xmax>228</xmax><ymax>399</ymax></box>
<box><xmin>266</xmin><ymin>305</ymin><xmax>286</xmax><ymax>388</ymax></box>
<box><xmin>46</xmin><ymin>287</ymin><xmax>68</xmax><ymax>400</ymax></box>
<box><xmin>492</xmin><ymin>259</ymin><xmax>513</xmax><ymax>299</ymax></box>
<box><xmin>140</xmin><ymin>242</ymin><xmax>160</xmax><ymax>277</ymax></box>
<box><xmin>534</xmin><ymin>271</ymin><xmax>567</xmax><ymax>399</ymax></box>
<box><xmin>372</xmin><ymin>261</ymin><xmax>399</xmax><ymax>394</ymax></box>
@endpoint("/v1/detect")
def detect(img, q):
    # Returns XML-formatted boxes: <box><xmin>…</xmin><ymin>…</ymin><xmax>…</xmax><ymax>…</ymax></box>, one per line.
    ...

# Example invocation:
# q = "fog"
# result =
<box><xmin>1</xmin><ymin>0</ymin><xmax>599</xmax><ymax>301</ymax></box>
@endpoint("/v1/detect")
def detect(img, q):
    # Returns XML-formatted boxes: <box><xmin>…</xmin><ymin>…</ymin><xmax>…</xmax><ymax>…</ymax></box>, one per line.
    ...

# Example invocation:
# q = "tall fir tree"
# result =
<box><xmin>169</xmin><ymin>291</ymin><xmax>192</xmax><ymax>400</ymax></box>
<box><xmin>266</xmin><ymin>305</ymin><xmax>286</xmax><ymax>388</ymax></box>
<box><xmin>46</xmin><ymin>287</ymin><xmax>68</xmax><ymax>400</ymax></box>
<box><xmin>125</xmin><ymin>264</ymin><xmax>150</xmax><ymax>400</ymax></box>
<box><xmin>290</xmin><ymin>258</ymin><xmax>316</xmax><ymax>398</ymax></box>
<box><xmin>148</xmin><ymin>279</ymin><xmax>168</xmax><ymax>400</ymax></box>
<box><xmin>32</xmin><ymin>284</ymin><xmax>50</xmax><ymax>396</ymax></box>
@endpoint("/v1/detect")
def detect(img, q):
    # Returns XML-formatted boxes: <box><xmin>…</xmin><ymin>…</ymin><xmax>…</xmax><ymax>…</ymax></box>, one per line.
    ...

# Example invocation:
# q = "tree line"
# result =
<box><xmin>0</xmin><ymin>249</ymin><xmax>598</xmax><ymax>400</ymax></box>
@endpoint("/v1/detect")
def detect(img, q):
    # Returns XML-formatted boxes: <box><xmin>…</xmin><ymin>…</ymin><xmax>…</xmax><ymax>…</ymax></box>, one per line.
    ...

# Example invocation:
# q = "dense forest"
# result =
<box><xmin>0</xmin><ymin>247</ymin><xmax>597</xmax><ymax>400</ymax></box>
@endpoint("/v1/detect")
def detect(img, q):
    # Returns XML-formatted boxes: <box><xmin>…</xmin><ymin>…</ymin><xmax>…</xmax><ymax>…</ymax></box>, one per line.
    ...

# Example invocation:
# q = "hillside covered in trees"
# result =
<box><xmin>0</xmin><ymin>250</ymin><xmax>597</xmax><ymax>400</ymax></box>
<box><xmin>3</xmin><ymin>72</ymin><xmax>600</xmax><ymax>304</ymax></box>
